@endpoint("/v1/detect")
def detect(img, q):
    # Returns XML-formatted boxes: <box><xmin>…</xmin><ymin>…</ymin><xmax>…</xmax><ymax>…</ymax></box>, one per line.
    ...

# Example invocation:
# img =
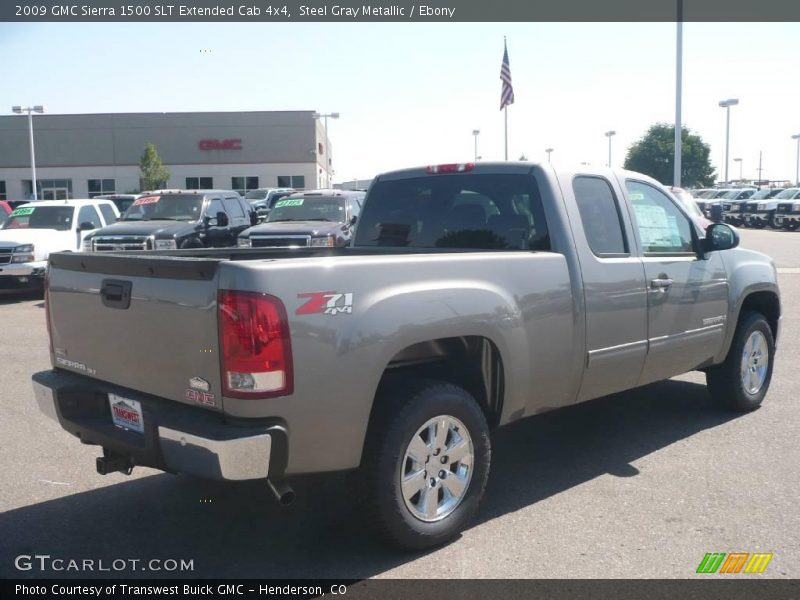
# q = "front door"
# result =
<box><xmin>622</xmin><ymin>179</ymin><xmax>729</xmax><ymax>385</ymax></box>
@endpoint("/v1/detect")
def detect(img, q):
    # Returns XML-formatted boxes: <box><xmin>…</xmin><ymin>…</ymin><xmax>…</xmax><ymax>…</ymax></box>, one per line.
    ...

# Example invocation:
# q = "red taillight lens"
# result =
<box><xmin>218</xmin><ymin>290</ymin><xmax>293</xmax><ymax>399</ymax></box>
<box><xmin>426</xmin><ymin>163</ymin><xmax>475</xmax><ymax>174</ymax></box>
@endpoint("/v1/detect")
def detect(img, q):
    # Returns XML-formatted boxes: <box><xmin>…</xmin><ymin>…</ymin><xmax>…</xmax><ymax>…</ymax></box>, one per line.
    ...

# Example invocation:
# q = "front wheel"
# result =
<box><xmin>363</xmin><ymin>379</ymin><xmax>491</xmax><ymax>550</ymax></box>
<box><xmin>785</xmin><ymin>222</ymin><xmax>800</xmax><ymax>231</ymax></box>
<box><xmin>706</xmin><ymin>311</ymin><xmax>775</xmax><ymax>412</ymax></box>
<box><xmin>768</xmin><ymin>212</ymin><xmax>779</xmax><ymax>229</ymax></box>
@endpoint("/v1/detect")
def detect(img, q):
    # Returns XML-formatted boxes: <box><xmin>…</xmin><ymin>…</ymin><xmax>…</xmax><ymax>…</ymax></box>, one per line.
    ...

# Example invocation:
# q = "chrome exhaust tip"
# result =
<box><xmin>267</xmin><ymin>479</ymin><xmax>295</xmax><ymax>506</ymax></box>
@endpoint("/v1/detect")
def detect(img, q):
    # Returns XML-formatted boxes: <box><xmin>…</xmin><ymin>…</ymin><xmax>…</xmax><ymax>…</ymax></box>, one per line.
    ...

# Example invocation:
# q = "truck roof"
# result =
<box><xmin>16</xmin><ymin>198</ymin><xmax>116</xmax><ymax>208</ymax></box>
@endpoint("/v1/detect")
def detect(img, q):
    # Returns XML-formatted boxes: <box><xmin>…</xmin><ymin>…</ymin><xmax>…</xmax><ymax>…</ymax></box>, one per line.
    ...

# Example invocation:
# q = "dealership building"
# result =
<box><xmin>0</xmin><ymin>110</ymin><xmax>334</xmax><ymax>201</ymax></box>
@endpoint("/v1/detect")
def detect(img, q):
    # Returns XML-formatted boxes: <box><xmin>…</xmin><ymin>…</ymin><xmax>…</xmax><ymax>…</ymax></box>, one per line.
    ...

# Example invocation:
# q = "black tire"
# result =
<box><xmin>706</xmin><ymin>311</ymin><xmax>775</xmax><ymax>412</ymax></box>
<box><xmin>363</xmin><ymin>378</ymin><xmax>491</xmax><ymax>550</ymax></box>
<box><xmin>785</xmin><ymin>222</ymin><xmax>800</xmax><ymax>232</ymax></box>
<box><xmin>179</xmin><ymin>238</ymin><xmax>204</xmax><ymax>249</ymax></box>
<box><xmin>768</xmin><ymin>212</ymin><xmax>779</xmax><ymax>229</ymax></box>
<box><xmin>753</xmin><ymin>220</ymin><xmax>767</xmax><ymax>229</ymax></box>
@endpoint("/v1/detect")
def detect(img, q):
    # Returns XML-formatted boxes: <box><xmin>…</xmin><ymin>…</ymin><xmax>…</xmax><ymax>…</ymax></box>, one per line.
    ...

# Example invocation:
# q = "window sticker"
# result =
<box><xmin>132</xmin><ymin>196</ymin><xmax>160</xmax><ymax>206</ymax></box>
<box><xmin>10</xmin><ymin>207</ymin><xmax>35</xmax><ymax>217</ymax></box>
<box><xmin>274</xmin><ymin>198</ymin><xmax>304</xmax><ymax>208</ymax></box>
<box><xmin>632</xmin><ymin>203</ymin><xmax>681</xmax><ymax>249</ymax></box>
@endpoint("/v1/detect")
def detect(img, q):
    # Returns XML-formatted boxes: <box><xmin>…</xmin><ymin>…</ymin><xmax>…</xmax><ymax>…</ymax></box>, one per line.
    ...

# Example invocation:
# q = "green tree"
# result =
<box><xmin>623</xmin><ymin>123</ymin><xmax>715</xmax><ymax>187</ymax></box>
<box><xmin>139</xmin><ymin>143</ymin><xmax>171</xmax><ymax>190</ymax></box>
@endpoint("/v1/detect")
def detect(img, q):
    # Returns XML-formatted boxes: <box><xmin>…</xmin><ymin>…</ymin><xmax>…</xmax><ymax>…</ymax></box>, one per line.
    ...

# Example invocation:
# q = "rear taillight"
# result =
<box><xmin>426</xmin><ymin>163</ymin><xmax>475</xmax><ymax>174</ymax></box>
<box><xmin>218</xmin><ymin>290</ymin><xmax>293</xmax><ymax>399</ymax></box>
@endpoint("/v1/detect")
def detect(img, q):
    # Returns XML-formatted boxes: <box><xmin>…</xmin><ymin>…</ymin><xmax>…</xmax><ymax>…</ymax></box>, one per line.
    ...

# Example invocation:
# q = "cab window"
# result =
<box><xmin>626</xmin><ymin>180</ymin><xmax>695</xmax><ymax>255</ymax></box>
<box><xmin>573</xmin><ymin>176</ymin><xmax>628</xmax><ymax>256</ymax></box>
<box><xmin>222</xmin><ymin>197</ymin><xmax>245</xmax><ymax>219</ymax></box>
<box><xmin>78</xmin><ymin>205</ymin><xmax>103</xmax><ymax>228</ymax></box>
<box><xmin>97</xmin><ymin>203</ymin><xmax>117</xmax><ymax>225</ymax></box>
<box><xmin>206</xmin><ymin>198</ymin><xmax>226</xmax><ymax>219</ymax></box>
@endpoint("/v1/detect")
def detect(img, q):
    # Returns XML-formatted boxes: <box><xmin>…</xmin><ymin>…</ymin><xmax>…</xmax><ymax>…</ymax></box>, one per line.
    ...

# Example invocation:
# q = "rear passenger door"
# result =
<box><xmin>623</xmin><ymin>179</ymin><xmax>729</xmax><ymax>385</ymax></box>
<box><xmin>567</xmin><ymin>175</ymin><xmax>649</xmax><ymax>402</ymax></box>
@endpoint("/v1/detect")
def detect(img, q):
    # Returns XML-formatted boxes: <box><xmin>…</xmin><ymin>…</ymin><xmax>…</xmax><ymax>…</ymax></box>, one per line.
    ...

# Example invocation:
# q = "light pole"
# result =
<box><xmin>792</xmin><ymin>134</ymin><xmax>800</xmax><ymax>186</ymax></box>
<box><xmin>12</xmin><ymin>105</ymin><xmax>45</xmax><ymax>200</ymax></box>
<box><xmin>733</xmin><ymin>158</ymin><xmax>742</xmax><ymax>181</ymax></box>
<box><xmin>472</xmin><ymin>129</ymin><xmax>480</xmax><ymax>162</ymax></box>
<box><xmin>718</xmin><ymin>98</ymin><xmax>739</xmax><ymax>183</ymax></box>
<box><xmin>545</xmin><ymin>147</ymin><xmax>553</xmax><ymax>163</ymax></box>
<box><xmin>604</xmin><ymin>131</ymin><xmax>616</xmax><ymax>167</ymax></box>
<box><xmin>313</xmin><ymin>111</ymin><xmax>339</xmax><ymax>188</ymax></box>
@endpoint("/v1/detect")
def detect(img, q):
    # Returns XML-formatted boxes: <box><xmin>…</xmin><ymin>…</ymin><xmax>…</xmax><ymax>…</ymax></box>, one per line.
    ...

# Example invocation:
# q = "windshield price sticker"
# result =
<box><xmin>132</xmin><ymin>196</ymin><xmax>160</xmax><ymax>206</ymax></box>
<box><xmin>274</xmin><ymin>198</ymin><xmax>304</xmax><ymax>208</ymax></box>
<box><xmin>10</xmin><ymin>207</ymin><xmax>35</xmax><ymax>217</ymax></box>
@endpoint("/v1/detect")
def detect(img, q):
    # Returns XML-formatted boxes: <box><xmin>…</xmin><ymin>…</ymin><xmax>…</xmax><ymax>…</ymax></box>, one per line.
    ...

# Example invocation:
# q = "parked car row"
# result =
<box><xmin>0</xmin><ymin>188</ymin><xmax>366</xmax><ymax>291</ymax></box>
<box><xmin>720</xmin><ymin>188</ymin><xmax>800</xmax><ymax>230</ymax></box>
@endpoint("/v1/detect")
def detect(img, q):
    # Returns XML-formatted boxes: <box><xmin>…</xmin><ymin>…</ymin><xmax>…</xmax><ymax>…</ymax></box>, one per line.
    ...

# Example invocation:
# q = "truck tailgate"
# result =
<box><xmin>46</xmin><ymin>252</ymin><xmax>225</xmax><ymax>412</ymax></box>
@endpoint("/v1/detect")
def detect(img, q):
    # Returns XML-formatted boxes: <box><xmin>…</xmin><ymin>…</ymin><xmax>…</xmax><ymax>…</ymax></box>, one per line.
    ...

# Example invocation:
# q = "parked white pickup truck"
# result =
<box><xmin>0</xmin><ymin>199</ymin><xmax>119</xmax><ymax>290</ymax></box>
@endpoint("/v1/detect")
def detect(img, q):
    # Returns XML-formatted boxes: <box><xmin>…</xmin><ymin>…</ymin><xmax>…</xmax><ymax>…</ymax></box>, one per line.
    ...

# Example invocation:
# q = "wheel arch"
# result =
<box><xmin>368</xmin><ymin>335</ymin><xmax>506</xmax><ymax>432</ymax></box>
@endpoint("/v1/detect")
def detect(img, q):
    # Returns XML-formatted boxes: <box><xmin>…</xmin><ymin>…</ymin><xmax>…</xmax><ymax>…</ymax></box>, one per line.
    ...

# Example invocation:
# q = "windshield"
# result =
<box><xmin>121</xmin><ymin>194</ymin><xmax>205</xmax><ymax>221</ymax></box>
<box><xmin>749</xmin><ymin>189</ymin><xmax>771</xmax><ymax>200</ymax></box>
<box><xmin>774</xmin><ymin>188</ymin><xmax>800</xmax><ymax>200</ymax></box>
<box><xmin>245</xmin><ymin>190</ymin><xmax>268</xmax><ymax>200</ymax></box>
<box><xmin>267</xmin><ymin>197</ymin><xmax>346</xmax><ymax>223</ymax></box>
<box><xmin>722</xmin><ymin>190</ymin><xmax>745</xmax><ymax>199</ymax></box>
<box><xmin>1</xmin><ymin>205</ymin><xmax>75</xmax><ymax>230</ymax></box>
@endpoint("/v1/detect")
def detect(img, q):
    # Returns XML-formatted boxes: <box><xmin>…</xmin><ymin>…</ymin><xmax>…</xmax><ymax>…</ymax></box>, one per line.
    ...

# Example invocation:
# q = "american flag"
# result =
<box><xmin>500</xmin><ymin>40</ymin><xmax>514</xmax><ymax>110</ymax></box>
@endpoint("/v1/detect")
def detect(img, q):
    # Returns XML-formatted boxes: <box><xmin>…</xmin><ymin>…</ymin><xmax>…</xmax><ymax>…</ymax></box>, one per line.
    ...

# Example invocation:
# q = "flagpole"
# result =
<box><xmin>504</xmin><ymin>106</ymin><xmax>508</xmax><ymax>161</ymax></box>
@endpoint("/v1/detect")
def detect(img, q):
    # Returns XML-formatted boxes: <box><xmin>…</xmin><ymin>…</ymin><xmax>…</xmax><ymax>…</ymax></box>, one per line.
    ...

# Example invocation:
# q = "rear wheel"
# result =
<box><xmin>363</xmin><ymin>378</ymin><xmax>491</xmax><ymax>550</ymax></box>
<box><xmin>706</xmin><ymin>311</ymin><xmax>774</xmax><ymax>412</ymax></box>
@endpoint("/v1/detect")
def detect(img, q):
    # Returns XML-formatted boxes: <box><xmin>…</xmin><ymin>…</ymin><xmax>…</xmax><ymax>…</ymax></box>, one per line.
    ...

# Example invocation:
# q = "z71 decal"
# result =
<box><xmin>297</xmin><ymin>291</ymin><xmax>354</xmax><ymax>316</ymax></box>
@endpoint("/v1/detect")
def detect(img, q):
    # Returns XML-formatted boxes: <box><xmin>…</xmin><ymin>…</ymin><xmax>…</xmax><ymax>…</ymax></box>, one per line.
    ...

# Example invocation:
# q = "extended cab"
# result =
<box><xmin>0</xmin><ymin>199</ymin><xmax>119</xmax><ymax>290</ymax></box>
<box><xmin>32</xmin><ymin>163</ymin><xmax>780</xmax><ymax>549</ymax></box>
<box><xmin>82</xmin><ymin>190</ymin><xmax>257</xmax><ymax>251</ymax></box>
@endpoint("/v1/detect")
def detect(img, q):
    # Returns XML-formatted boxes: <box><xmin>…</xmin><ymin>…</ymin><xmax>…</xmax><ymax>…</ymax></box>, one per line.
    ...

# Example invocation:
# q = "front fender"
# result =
<box><xmin>716</xmin><ymin>248</ymin><xmax>780</xmax><ymax>362</ymax></box>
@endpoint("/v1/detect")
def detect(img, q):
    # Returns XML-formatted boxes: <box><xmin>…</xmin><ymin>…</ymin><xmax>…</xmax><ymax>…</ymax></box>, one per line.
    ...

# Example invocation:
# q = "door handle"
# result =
<box><xmin>650</xmin><ymin>277</ymin><xmax>674</xmax><ymax>290</ymax></box>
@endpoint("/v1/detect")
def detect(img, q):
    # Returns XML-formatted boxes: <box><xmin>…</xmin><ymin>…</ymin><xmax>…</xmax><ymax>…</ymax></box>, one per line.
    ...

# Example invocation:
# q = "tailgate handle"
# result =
<box><xmin>100</xmin><ymin>279</ymin><xmax>132</xmax><ymax>309</ymax></box>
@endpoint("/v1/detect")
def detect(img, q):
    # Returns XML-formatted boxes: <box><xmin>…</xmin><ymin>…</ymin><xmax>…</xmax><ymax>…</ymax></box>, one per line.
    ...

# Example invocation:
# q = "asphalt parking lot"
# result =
<box><xmin>0</xmin><ymin>228</ymin><xmax>798</xmax><ymax>580</ymax></box>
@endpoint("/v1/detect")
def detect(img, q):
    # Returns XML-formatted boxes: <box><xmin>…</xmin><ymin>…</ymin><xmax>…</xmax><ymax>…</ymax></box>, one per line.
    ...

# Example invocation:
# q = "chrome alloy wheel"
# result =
<box><xmin>400</xmin><ymin>415</ymin><xmax>474</xmax><ymax>522</ymax></box>
<box><xmin>741</xmin><ymin>330</ymin><xmax>769</xmax><ymax>395</ymax></box>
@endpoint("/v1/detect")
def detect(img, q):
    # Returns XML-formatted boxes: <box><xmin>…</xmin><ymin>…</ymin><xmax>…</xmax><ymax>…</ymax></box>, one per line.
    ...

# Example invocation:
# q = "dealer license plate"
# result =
<box><xmin>108</xmin><ymin>394</ymin><xmax>144</xmax><ymax>434</ymax></box>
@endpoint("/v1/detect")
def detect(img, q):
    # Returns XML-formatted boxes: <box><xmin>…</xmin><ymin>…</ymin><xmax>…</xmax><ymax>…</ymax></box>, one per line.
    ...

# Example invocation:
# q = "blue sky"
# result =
<box><xmin>1</xmin><ymin>22</ymin><xmax>799</xmax><ymax>183</ymax></box>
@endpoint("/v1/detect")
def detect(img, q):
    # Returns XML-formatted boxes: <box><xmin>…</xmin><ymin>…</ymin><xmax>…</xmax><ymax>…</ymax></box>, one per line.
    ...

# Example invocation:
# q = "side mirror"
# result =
<box><xmin>703</xmin><ymin>223</ymin><xmax>739</xmax><ymax>253</ymax></box>
<box><xmin>78</xmin><ymin>221</ymin><xmax>95</xmax><ymax>231</ymax></box>
<box><xmin>350</xmin><ymin>215</ymin><xmax>358</xmax><ymax>226</ymax></box>
<box><xmin>216</xmin><ymin>211</ymin><xmax>229</xmax><ymax>227</ymax></box>
<box><xmin>709</xmin><ymin>203</ymin><xmax>723</xmax><ymax>223</ymax></box>
<box><xmin>250</xmin><ymin>210</ymin><xmax>258</xmax><ymax>226</ymax></box>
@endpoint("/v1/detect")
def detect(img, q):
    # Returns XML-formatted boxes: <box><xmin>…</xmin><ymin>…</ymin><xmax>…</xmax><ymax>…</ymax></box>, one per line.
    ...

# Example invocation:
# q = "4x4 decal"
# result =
<box><xmin>296</xmin><ymin>291</ymin><xmax>354</xmax><ymax>316</ymax></box>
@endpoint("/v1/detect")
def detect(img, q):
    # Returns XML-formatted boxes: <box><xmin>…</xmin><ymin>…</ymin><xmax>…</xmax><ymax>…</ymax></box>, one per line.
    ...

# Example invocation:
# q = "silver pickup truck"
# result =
<box><xmin>32</xmin><ymin>162</ymin><xmax>780</xmax><ymax>549</ymax></box>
